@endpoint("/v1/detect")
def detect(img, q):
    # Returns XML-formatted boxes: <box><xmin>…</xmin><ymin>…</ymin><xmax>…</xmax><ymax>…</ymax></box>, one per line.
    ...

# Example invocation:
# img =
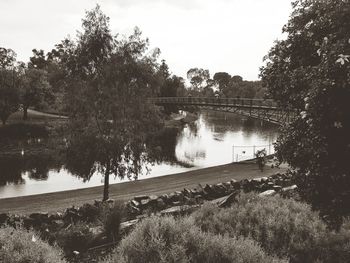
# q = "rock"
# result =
<box><xmin>282</xmin><ymin>185</ymin><xmax>297</xmax><ymax>192</ymax></box>
<box><xmin>29</xmin><ymin>212</ymin><xmax>49</xmax><ymax>224</ymax></box>
<box><xmin>49</xmin><ymin>212</ymin><xmax>63</xmax><ymax>221</ymax></box>
<box><xmin>130</xmin><ymin>200</ymin><xmax>140</xmax><ymax>207</ymax></box>
<box><xmin>0</xmin><ymin>213</ymin><xmax>9</xmax><ymax>225</ymax></box>
<box><xmin>230</xmin><ymin>179</ymin><xmax>241</xmax><ymax>189</ymax></box>
<box><xmin>160</xmin><ymin>205</ymin><xmax>199</xmax><ymax>216</ymax></box>
<box><xmin>156</xmin><ymin>198</ymin><xmax>167</xmax><ymax>210</ymax></box>
<box><xmin>134</xmin><ymin>195</ymin><xmax>149</xmax><ymax>202</ymax></box>
<box><xmin>211</xmin><ymin>191</ymin><xmax>239</xmax><ymax>208</ymax></box>
<box><xmin>194</xmin><ymin>195</ymin><xmax>205</xmax><ymax>204</ymax></box>
<box><xmin>273</xmin><ymin>185</ymin><xmax>283</xmax><ymax>192</ymax></box>
<box><xmin>140</xmin><ymin>199</ymin><xmax>150</xmax><ymax>206</ymax></box>
<box><xmin>183</xmin><ymin>188</ymin><xmax>192</xmax><ymax>198</ymax></box>
<box><xmin>149</xmin><ymin>195</ymin><xmax>158</xmax><ymax>201</ymax></box>
<box><xmin>223</xmin><ymin>182</ymin><xmax>232</xmax><ymax>190</ymax></box>
<box><xmin>259</xmin><ymin>190</ymin><xmax>276</xmax><ymax>197</ymax></box>
<box><xmin>120</xmin><ymin>219</ymin><xmax>139</xmax><ymax>232</ymax></box>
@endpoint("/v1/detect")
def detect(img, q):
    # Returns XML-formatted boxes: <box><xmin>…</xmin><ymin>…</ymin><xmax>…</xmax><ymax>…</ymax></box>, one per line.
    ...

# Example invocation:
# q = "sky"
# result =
<box><xmin>0</xmin><ymin>0</ymin><xmax>293</xmax><ymax>80</ymax></box>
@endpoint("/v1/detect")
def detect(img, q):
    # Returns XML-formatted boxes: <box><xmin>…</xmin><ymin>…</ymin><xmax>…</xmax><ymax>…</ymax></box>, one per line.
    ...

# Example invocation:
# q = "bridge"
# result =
<box><xmin>150</xmin><ymin>97</ymin><xmax>296</xmax><ymax>125</ymax></box>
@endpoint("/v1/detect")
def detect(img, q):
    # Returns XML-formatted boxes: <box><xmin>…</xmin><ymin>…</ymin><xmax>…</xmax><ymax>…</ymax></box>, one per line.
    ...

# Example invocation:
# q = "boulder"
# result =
<box><xmin>211</xmin><ymin>191</ymin><xmax>239</xmax><ymax>208</ymax></box>
<box><xmin>259</xmin><ymin>190</ymin><xmax>276</xmax><ymax>197</ymax></box>
<box><xmin>134</xmin><ymin>195</ymin><xmax>149</xmax><ymax>202</ymax></box>
<box><xmin>160</xmin><ymin>205</ymin><xmax>199</xmax><ymax>217</ymax></box>
<box><xmin>130</xmin><ymin>200</ymin><xmax>140</xmax><ymax>207</ymax></box>
<box><xmin>29</xmin><ymin>212</ymin><xmax>49</xmax><ymax>224</ymax></box>
<box><xmin>0</xmin><ymin>213</ymin><xmax>9</xmax><ymax>225</ymax></box>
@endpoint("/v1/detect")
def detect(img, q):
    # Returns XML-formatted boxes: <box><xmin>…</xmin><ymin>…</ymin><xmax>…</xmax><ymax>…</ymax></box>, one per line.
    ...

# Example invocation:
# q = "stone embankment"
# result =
<box><xmin>0</xmin><ymin>172</ymin><xmax>297</xmax><ymax>232</ymax></box>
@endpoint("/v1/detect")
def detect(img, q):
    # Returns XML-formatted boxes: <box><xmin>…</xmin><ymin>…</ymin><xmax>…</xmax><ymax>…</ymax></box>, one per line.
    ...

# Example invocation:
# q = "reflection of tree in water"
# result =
<box><xmin>147</xmin><ymin>127</ymin><xmax>179</xmax><ymax>165</ymax></box>
<box><xmin>0</xmin><ymin>158</ymin><xmax>25</xmax><ymax>185</ymax></box>
<box><xmin>202</xmin><ymin>111</ymin><xmax>279</xmax><ymax>137</ymax></box>
<box><xmin>0</xmin><ymin>148</ymin><xmax>63</xmax><ymax>185</ymax></box>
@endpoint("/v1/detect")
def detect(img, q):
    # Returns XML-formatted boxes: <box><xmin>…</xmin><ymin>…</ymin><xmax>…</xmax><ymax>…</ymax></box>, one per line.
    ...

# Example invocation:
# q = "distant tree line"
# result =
<box><xmin>185</xmin><ymin>67</ymin><xmax>267</xmax><ymax>98</ymax></box>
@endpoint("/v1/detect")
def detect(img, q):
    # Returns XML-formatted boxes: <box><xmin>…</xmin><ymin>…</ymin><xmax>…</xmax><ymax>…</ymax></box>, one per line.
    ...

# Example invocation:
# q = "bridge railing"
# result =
<box><xmin>149</xmin><ymin>97</ymin><xmax>278</xmax><ymax>109</ymax></box>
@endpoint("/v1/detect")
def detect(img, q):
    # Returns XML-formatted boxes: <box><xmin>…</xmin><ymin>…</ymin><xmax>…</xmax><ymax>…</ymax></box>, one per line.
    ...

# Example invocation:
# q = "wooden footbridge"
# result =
<box><xmin>150</xmin><ymin>97</ymin><xmax>296</xmax><ymax>125</ymax></box>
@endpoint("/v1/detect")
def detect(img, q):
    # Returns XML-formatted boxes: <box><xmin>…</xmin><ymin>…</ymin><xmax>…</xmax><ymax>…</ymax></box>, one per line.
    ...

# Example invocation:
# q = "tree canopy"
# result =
<box><xmin>260</xmin><ymin>0</ymin><xmax>350</xmax><ymax>226</ymax></box>
<box><xmin>0</xmin><ymin>48</ymin><xmax>20</xmax><ymax>125</ymax></box>
<box><xmin>64</xmin><ymin>5</ymin><xmax>163</xmax><ymax>201</ymax></box>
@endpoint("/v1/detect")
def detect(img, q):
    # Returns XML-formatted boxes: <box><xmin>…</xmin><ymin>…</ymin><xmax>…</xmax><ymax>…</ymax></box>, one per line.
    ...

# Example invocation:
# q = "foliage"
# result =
<box><xmin>103</xmin><ymin>216</ymin><xmax>285</xmax><ymax>263</ymax></box>
<box><xmin>101</xmin><ymin>202</ymin><xmax>125</xmax><ymax>242</ymax></box>
<box><xmin>260</xmin><ymin>0</ymin><xmax>350</xmax><ymax>225</ymax></box>
<box><xmin>157</xmin><ymin>60</ymin><xmax>186</xmax><ymax>113</ymax></box>
<box><xmin>0</xmin><ymin>47</ymin><xmax>20</xmax><ymax>125</ymax></box>
<box><xmin>187</xmin><ymin>68</ymin><xmax>211</xmax><ymax>92</ymax></box>
<box><xmin>21</xmin><ymin>67</ymin><xmax>52</xmax><ymax>120</ymax></box>
<box><xmin>55</xmin><ymin>222</ymin><xmax>93</xmax><ymax>255</ymax></box>
<box><xmin>191</xmin><ymin>193</ymin><xmax>329</xmax><ymax>261</ymax></box>
<box><xmin>63</xmin><ymin>5</ymin><xmax>163</xmax><ymax>200</ymax></box>
<box><xmin>0</xmin><ymin>226</ymin><xmax>66</xmax><ymax>263</ymax></box>
<box><xmin>78</xmin><ymin>203</ymin><xmax>100</xmax><ymax>223</ymax></box>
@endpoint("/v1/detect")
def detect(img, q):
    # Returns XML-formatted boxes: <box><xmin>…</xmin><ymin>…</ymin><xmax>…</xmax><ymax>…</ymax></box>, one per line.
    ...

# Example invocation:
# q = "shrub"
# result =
<box><xmin>103</xmin><ymin>216</ymin><xmax>286</xmax><ymax>263</ymax></box>
<box><xmin>100</xmin><ymin>201</ymin><xmax>125</xmax><ymax>242</ymax></box>
<box><xmin>191</xmin><ymin>193</ymin><xmax>328</xmax><ymax>261</ymax></box>
<box><xmin>0</xmin><ymin>226</ymin><xmax>66</xmax><ymax>263</ymax></box>
<box><xmin>79</xmin><ymin>203</ymin><xmax>100</xmax><ymax>222</ymax></box>
<box><xmin>55</xmin><ymin>222</ymin><xmax>93</xmax><ymax>255</ymax></box>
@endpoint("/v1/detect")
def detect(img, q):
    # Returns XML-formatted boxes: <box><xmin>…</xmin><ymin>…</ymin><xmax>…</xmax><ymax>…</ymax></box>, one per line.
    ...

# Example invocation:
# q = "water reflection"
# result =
<box><xmin>0</xmin><ymin>111</ymin><xmax>279</xmax><ymax>198</ymax></box>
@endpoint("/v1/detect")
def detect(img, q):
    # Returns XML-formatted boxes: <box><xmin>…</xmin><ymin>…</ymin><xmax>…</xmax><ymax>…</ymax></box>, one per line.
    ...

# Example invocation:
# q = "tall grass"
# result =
<box><xmin>0</xmin><ymin>226</ymin><xmax>66</xmax><ymax>263</ymax></box>
<box><xmin>103</xmin><ymin>216</ymin><xmax>286</xmax><ymax>263</ymax></box>
<box><xmin>191</xmin><ymin>193</ymin><xmax>350</xmax><ymax>262</ymax></box>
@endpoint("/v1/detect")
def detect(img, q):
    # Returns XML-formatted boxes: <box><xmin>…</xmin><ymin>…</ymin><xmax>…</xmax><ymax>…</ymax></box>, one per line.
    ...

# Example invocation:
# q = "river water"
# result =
<box><xmin>0</xmin><ymin>111</ymin><xmax>279</xmax><ymax>198</ymax></box>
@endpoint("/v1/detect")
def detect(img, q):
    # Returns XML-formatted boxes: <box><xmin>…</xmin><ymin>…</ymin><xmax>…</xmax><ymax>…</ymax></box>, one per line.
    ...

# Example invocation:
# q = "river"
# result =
<box><xmin>0</xmin><ymin>111</ymin><xmax>279</xmax><ymax>198</ymax></box>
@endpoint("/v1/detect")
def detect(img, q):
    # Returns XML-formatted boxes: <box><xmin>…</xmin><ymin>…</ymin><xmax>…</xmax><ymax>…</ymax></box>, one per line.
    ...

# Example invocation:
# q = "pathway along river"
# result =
<box><xmin>0</xmin><ymin>111</ymin><xmax>279</xmax><ymax>199</ymax></box>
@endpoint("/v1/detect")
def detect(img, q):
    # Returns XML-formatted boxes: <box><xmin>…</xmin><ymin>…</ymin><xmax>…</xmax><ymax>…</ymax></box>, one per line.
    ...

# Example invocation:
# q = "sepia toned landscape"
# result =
<box><xmin>0</xmin><ymin>0</ymin><xmax>349</xmax><ymax>262</ymax></box>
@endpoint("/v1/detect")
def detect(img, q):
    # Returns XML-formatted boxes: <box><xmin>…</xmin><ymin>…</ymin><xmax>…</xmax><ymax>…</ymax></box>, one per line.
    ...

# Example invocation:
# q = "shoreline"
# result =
<box><xmin>0</xmin><ymin>160</ymin><xmax>287</xmax><ymax>215</ymax></box>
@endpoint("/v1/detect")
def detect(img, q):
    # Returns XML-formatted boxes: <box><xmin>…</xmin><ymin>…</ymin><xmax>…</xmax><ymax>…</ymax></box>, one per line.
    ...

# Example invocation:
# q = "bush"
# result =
<box><xmin>103</xmin><ymin>216</ymin><xmax>286</xmax><ymax>263</ymax></box>
<box><xmin>79</xmin><ymin>203</ymin><xmax>100</xmax><ymax>222</ymax></box>
<box><xmin>0</xmin><ymin>226</ymin><xmax>66</xmax><ymax>263</ymax></box>
<box><xmin>100</xmin><ymin>201</ymin><xmax>124</xmax><ymax>242</ymax></box>
<box><xmin>55</xmin><ymin>222</ymin><xmax>93</xmax><ymax>255</ymax></box>
<box><xmin>191</xmin><ymin>193</ymin><xmax>328</xmax><ymax>261</ymax></box>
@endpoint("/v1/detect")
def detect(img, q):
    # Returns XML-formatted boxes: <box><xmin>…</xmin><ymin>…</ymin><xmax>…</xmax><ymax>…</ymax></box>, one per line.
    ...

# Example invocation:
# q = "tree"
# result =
<box><xmin>65</xmin><ymin>5</ymin><xmax>162</xmax><ymax>201</ymax></box>
<box><xmin>260</xmin><ymin>0</ymin><xmax>350</xmax><ymax>226</ymax></box>
<box><xmin>213</xmin><ymin>72</ymin><xmax>231</xmax><ymax>95</ymax></box>
<box><xmin>29</xmin><ymin>49</ymin><xmax>47</xmax><ymax>69</ymax></box>
<box><xmin>21</xmin><ymin>68</ymin><xmax>52</xmax><ymax>120</ymax></box>
<box><xmin>187</xmin><ymin>68</ymin><xmax>210</xmax><ymax>92</ymax></box>
<box><xmin>0</xmin><ymin>47</ymin><xmax>20</xmax><ymax>125</ymax></box>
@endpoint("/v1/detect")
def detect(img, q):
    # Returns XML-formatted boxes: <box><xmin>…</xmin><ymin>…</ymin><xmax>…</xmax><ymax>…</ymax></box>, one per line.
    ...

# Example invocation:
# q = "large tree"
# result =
<box><xmin>0</xmin><ymin>48</ymin><xmax>20</xmax><ymax>125</ymax></box>
<box><xmin>21</xmin><ymin>68</ymin><xmax>52</xmax><ymax>120</ymax></box>
<box><xmin>260</xmin><ymin>0</ymin><xmax>350</xmax><ymax>226</ymax></box>
<box><xmin>213</xmin><ymin>72</ymin><xmax>231</xmax><ymax>95</ymax></box>
<box><xmin>187</xmin><ymin>68</ymin><xmax>210</xmax><ymax>93</ymax></box>
<box><xmin>65</xmin><ymin>5</ymin><xmax>162</xmax><ymax>201</ymax></box>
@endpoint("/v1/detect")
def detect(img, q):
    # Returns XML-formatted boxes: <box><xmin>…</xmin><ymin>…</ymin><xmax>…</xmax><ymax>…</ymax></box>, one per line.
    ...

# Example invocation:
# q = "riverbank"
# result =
<box><xmin>0</xmin><ymin>160</ymin><xmax>287</xmax><ymax>214</ymax></box>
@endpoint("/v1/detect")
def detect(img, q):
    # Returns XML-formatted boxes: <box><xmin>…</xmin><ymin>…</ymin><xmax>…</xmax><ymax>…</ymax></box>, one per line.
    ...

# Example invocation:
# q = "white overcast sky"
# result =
<box><xmin>0</xmin><ymin>0</ymin><xmax>293</xmax><ymax>80</ymax></box>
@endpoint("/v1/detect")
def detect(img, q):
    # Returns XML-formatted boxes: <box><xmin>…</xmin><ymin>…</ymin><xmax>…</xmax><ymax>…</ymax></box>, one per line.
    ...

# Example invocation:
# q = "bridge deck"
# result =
<box><xmin>150</xmin><ymin>97</ymin><xmax>296</xmax><ymax>125</ymax></box>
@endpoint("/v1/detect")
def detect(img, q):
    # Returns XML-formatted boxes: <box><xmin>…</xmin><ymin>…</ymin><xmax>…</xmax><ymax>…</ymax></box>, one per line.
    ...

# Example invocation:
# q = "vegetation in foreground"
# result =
<box><xmin>2</xmin><ymin>193</ymin><xmax>349</xmax><ymax>263</ymax></box>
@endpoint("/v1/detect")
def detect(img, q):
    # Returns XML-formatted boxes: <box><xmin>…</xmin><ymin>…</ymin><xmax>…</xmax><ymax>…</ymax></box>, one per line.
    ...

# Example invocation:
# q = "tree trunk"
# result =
<box><xmin>1</xmin><ymin>118</ymin><xmax>6</xmax><ymax>125</ymax></box>
<box><xmin>23</xmin><ymin>106</ymin><xmax>28</xmax><ymax>121</ymax></box>
<box><xmin>103</xmin><ymin>164</ymin><xmax>110</xmax><ymax>201</ymax></box>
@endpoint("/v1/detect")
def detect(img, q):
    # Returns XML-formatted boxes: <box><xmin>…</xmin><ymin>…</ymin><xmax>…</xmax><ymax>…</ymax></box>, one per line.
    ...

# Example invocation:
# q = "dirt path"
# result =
<box><xmin>0</xmin><ymin>161</ymin><xmax>287</xmax><ymax>215</ymax></box>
